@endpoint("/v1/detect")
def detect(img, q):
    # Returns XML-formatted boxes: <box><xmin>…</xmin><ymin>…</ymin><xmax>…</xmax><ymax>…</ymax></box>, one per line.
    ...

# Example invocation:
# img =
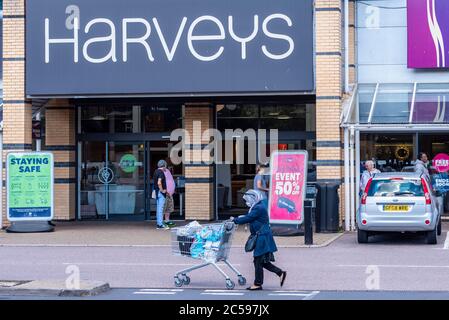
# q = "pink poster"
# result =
<box><xmin>433</xmin><ymin>153</ymin><xmax>449</xmax><ymax>173</ymax></box>
<box><xmin>268</xmin><ymin>151</ymin><xmax>308</xmax><ymax>225</ymax></box>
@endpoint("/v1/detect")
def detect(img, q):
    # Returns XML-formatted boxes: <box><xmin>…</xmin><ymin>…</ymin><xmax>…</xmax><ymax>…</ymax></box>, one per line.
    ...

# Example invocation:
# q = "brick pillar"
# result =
<box><xmin>2</xmin><ymin>0</ymin><xmax>31</xmax><ymax>228</ymax></box>
<box><xmin>184</xmin><ymin>104</ymin><xmax>215</xmax><ymax>221</ymax></box>
<box><xmin>315</xmin><ymin>0</ymin><xmax>344</xmax><ymax>226</ymax></box>
<box><xmin>44</xmin><ymin>99</ymin><xmax>76</xmax><ymax>220</ymax></box>
<box><xmin>348</xmin><ymin>0</ymin><xmax>357</xmax><ymax>85</ymax></box>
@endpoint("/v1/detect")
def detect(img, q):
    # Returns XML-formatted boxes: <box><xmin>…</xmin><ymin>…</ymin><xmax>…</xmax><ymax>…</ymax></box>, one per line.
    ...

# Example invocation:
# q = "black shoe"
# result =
<box><xmin>280</xmin><ymin>271</ymin><xmax>287</xmax><ymax>287</ymax></box>
<box><xmin>246</xmin><ymin>286</ymin><xmax>263</xmax><ymax>291</ymax></box>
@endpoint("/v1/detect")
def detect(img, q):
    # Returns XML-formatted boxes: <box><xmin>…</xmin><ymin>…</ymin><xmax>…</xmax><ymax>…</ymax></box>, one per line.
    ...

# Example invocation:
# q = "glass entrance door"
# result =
<box><xmin>147</xmin><ymin>140</ymin><xmax>183</xmax><ymax>219</ymax></box>
<box><xmin>79</xmin><ymin>141</ymin><xmax>146</xmax><ymax>220</ymax></box>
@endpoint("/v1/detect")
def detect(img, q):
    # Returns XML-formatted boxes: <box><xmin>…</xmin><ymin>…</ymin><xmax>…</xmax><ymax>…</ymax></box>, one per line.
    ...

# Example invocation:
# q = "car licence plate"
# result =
<box><xmin>383</xmin><ymin>205</ymin><xmax>409</xmax><ymax>212</ymax></box>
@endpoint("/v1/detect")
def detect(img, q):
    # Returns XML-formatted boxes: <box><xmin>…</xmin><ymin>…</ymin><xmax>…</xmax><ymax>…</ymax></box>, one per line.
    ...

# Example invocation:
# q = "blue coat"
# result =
<box><xmin>233</xmin><ymin>200</ymin><xmax>278</xmax><ymax>257</ymax></box>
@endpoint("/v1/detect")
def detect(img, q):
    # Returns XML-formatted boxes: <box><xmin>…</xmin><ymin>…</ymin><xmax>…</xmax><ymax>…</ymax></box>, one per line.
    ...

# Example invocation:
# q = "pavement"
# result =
<box><xmin>0</xmin><ymin>220</ymin><xmax>342</xmax><ymax>247</ymax></box>
<box><xmin>0</xmin><ymin>280</ymin><xmax>109</xmax><ymax>296</ymax></box>
<box><xmin>1</xmin><ymin>221</ymin><xmax>449</xmax><ymax>299</ymax></box>
<box><xmin>4</xmin><ymin>289</ymin><xmax>449</xmax><ymax>300</ymax></box>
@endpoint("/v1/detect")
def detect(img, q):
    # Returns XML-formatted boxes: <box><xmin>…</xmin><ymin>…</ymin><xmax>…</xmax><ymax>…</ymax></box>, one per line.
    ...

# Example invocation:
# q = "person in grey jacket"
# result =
<box><xmin>415</xmin><ymin>152</ymin><xmax>430</xmax><ymax>181</ymax></box>
<box><xmin>360</xmin><ymin>160</ymin><xmax>380</xmax><ymax>194</ymax></box>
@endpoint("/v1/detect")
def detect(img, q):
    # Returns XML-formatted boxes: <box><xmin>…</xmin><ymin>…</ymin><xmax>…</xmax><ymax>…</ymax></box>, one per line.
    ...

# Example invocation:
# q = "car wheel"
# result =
<box><xmin>357</xmin><ymin>229</ymin><xmax>369</xmax><ymax>244</ymax></box>
<box><xmin>426</xmin><ymin>228</ymin><xmax>438</xmax><ymax>245</ymax></box>
<box><xmin>437</xmin><ymin>218</ymin><xmax>442</xmax><ymax>236</ymax></box>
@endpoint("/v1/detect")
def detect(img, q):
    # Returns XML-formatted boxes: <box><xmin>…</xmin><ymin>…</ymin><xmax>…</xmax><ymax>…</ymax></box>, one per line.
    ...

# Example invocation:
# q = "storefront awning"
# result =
<box><xmin>341</xmin><ymin>83</ymin><xmax>449</xmax><ymax>130</ymax></box>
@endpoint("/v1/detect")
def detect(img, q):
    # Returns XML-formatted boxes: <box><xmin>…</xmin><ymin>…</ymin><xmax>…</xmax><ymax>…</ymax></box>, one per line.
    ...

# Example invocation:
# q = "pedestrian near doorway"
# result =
<box><xmin>415</xmin><ymin>152</ymin><xmax>431</xmax><ymax>182</ymax></box>
<box><xmin>253</xmin><ymin>163</ymin><xmax>269</xmax><ymax>198</ymax></box>
<box><xmin>231</xmin><ymin>189</ymin><xmax>287</xmax><ymax>291</ymax></box>
<box><xmin>360</xmin><ymin>160</ymin><xmax>380</xmax><ymax>195</ymax></box>
<box><xmin>162</xmin><ymin>165</ymin><xmax>176</xmax><ymax>227</ymax></box>
<box><xmin>153</xmin><ymin>160</ymin><xmax>168</xmax><ymax>229</ymax></box>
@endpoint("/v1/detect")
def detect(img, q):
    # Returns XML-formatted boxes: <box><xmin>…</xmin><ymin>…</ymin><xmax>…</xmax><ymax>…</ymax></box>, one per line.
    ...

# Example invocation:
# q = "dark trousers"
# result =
<box><xmin>253</xmin><ymin>255</ymin><xmax>283</xmax><ymax>286</ymax></box>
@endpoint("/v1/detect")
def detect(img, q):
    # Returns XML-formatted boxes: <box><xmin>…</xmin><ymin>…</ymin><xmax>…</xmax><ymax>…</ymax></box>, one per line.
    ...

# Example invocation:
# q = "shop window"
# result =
<box><xmin>80</xmin><ymin>104</ymin><xmax>183</xmax><ymax>133</ymax></box>
<box><xmin>217</xmin><ymin>103</ymin><xmax>314</xmax><ymax>132</ymax></box>
<box><xmin>81</xmin><ymin>106</ymin><xmax>137</xmax><ymax>133</ymax></box>
<box><xmin>419</xmin><ymin>135</ymin><xmax>449</xmax><ymax>160</ymax></box>
<box><xmin>217</xmin><ymin>104</ymin><xmax>259</xmax><ymax>118</ymax></box>
<box><xmin>217</xmin><ymin>104</ymin><xmax>259</xmax><ymax>131</ymax></box>
<box><xmin>360</xmin><ymin>133</ymin><xmax>415</xmax><ymax>172</ymax></box>
<box><xmin>260</xmin><ymin>104</ymin><xmax>308</xmax><ymax>131</ymax></box>
<box><xmin>142</xmin><ymin>105</ymin><xmax>182</xmax><ymax>132</ymax></box>
<box><xmin>216</xmin><ymin>102</ymin><xmax>316</xmax><ymax>215</ymax></box>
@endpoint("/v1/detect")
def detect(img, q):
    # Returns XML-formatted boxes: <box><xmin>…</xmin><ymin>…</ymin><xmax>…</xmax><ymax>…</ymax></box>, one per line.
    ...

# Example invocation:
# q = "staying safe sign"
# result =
<box><xmin>26</xmin><ymin>0</ymin><xmax>314</xmax><ymax>96</ymax></box>
<box><xmin>7</xmin><ymin>152</ymin><xmax>54</xmax><ymax>221</ymax></box>
<box><xmin>268</xmin><ymin>150</ymin><xmax>308</xmax><ymax>225</ymax></box>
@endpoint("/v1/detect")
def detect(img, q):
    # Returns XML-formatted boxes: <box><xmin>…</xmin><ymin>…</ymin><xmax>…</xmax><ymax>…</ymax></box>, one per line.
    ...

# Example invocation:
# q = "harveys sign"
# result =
<box><xmin>26</xmin><ymin>0</ymin><xmax>314</xmax><ymax>96</ymax></box>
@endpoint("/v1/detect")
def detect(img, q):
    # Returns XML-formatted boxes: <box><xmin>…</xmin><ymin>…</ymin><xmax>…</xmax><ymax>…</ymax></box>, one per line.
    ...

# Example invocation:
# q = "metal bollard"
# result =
<box><xmin>304</xmin><ymin>200</ymin><xmax>314</xmax><ymax>245</ymax></box>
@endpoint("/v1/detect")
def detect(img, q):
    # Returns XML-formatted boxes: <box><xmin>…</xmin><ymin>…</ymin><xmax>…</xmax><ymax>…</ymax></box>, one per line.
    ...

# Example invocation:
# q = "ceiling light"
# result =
<box><xmin>91</xmin><ymin>116</ymin><xmax>106</xmax><ymax>121</ymax></box>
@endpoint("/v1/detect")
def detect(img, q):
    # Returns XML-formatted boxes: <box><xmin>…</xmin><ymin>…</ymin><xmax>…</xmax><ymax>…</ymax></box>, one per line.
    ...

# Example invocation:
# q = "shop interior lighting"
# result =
<box><xmin>91</xmin><ymin>116</ymin><xmax>106</xmax><ymax>121</ymax></box>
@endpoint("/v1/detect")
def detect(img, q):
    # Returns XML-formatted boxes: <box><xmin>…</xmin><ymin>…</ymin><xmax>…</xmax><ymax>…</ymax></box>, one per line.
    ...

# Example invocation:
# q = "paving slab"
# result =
<box><xmin>0</xmin><ymin>221</ymin><xmax>342</xmax><ymax>248</ymax></box>
<box><xmin>0</xmin><ymin>280</ymin><xmax>110</xmax><ymax>296</ymax></box>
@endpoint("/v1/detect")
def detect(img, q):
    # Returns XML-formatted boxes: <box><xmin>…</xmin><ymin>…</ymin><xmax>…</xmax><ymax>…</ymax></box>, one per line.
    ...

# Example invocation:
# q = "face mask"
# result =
<box><xmin>244</xmin><ymin>195</ymin><xmax>256</xmax><ymax>208</ymax></box>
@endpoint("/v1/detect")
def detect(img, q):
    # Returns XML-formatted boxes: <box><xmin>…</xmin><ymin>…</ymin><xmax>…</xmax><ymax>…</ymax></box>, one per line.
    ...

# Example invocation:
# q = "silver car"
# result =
<box><xmin>357</xmin><ymin>172</ymin><xmax>443</xmax><ymax>244</ymax></box>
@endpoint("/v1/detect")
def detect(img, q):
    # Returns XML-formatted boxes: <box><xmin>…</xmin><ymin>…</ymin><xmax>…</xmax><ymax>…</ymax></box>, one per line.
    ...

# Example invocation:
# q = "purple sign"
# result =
<box><xmin>412</xmin><ymin>95</ymin><xmax>449</xmax><ymax>123</ymax></box>
<box><xmin>407</xmin><ymin>0</ymin><xmax>449</xmax><ymax>69</ymax></box>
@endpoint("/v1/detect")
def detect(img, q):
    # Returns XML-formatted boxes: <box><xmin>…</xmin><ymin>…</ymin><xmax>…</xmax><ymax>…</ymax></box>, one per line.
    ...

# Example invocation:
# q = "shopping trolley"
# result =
<box><xmin>171</xmin><ymin>221</ymin><xmax>246</xmax><ymax>290</ymax></box>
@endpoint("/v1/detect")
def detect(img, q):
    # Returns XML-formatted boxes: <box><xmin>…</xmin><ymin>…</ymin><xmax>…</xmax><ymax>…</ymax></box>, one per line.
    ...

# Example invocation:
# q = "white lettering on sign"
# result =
<box><xmin>435</xmin><ymin>159</ymin><xmax>449</xmax><ymax>167</ymax></box>
<box><xmin>187</xmin><ymin>15</ymin><xmax>226</xmax><ymax>62</ymax></box>
<box><xmin>261</xmin><ymin>14</ymin><xmax>295</xmax><ymax>60</ymax></box>
<box><xmin>83</xmin><ymin>18</ymin><xmax>117</xmax><ymax>63</ymax></box>
<box><xmin>274</xmin><ymin>172</ymin><xmax>301</xmax><ymax>196</ymax></box>
<box><xmin>153</xmin><ymin>17</ymin><xmax>188</xmax><ymax>62</ymax></box>
<box><xmin>228</xmin><ymin>15</ymin><xmax>259</xmax><ymax>60</ymax></box>
<box><xmin>275</xmin><ymin>172</ymin><xmax>301</xmax><ymax>181</ymax></box>
<box><xmin>44</xmin><ymin>13</ymin><xmax>296</xmax><ymax>64</ymax></box>
<box><xmin>122</xmin><ymin>18</ymin><xmax>155</xmax><ymax>62</ymax></box>
<box><xmin>45</xmin><ymin>17</ymin><xmax>79</xmax><ymax>63</ymax></box>
<box><xmin>435</xmin><ymin>179</ymin><xmax>449</xmax><ymax>187</ymax></box>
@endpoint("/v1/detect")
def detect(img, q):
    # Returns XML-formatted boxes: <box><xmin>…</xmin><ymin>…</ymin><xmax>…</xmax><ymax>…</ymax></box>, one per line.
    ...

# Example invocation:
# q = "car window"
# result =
<box><xmin>368</xmin><ymin>179</ymin><xmax>424</xmax><ymax>197</ymax></box>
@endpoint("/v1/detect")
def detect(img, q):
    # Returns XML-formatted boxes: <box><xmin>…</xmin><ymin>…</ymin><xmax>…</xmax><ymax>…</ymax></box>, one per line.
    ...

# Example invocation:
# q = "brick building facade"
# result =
<box><xmin>1</xmin><ymin>0</ymin><xmax>355</xmax><ymax>228</ymax></box>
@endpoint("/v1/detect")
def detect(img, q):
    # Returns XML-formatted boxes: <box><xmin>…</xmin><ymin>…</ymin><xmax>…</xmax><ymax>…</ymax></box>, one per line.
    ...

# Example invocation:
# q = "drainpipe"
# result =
<box><xmin>344</xmin><ymin>128</ymin><xmax>350</xmax><ymax>231</ymax></box>
<box><xmin>349</xmin><ymin>126</ymin><xmax>356</xmax><ymax>231</ymax></box>
<box><xmin>0</xmin><ymin>129</ymin><xmax>2</xmax><ymax>229</ymax></box>
<box><xmin>355</xmin><ymin>129</ymin><xmax>361</xmax><ymax>214</ymax></box>
<box><xmin>344</xmin><ymin>0</ymin><xmax>350</xmax><ymax>93</ymax></box>
<box><xmin>36</xmin><ymin>111</ymin><xmax>41</xmax><ymax>151</ymax></box>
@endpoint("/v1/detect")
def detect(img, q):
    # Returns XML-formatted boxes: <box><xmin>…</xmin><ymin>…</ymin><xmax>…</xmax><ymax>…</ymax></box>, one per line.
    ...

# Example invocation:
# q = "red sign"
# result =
<box><xmin>433</xmin><ymin>153</ymin><xmax>449</xmax><ymax>173</ymax></box>
<box><xmin>278</xmin><ymin>144</ymin><xmax>288</xmax><ymax>150</ymax></box>
<box><xmin>268</xmin><ymin>150</ymin><xmax>308</xmax><ymax>225</ymax></box>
